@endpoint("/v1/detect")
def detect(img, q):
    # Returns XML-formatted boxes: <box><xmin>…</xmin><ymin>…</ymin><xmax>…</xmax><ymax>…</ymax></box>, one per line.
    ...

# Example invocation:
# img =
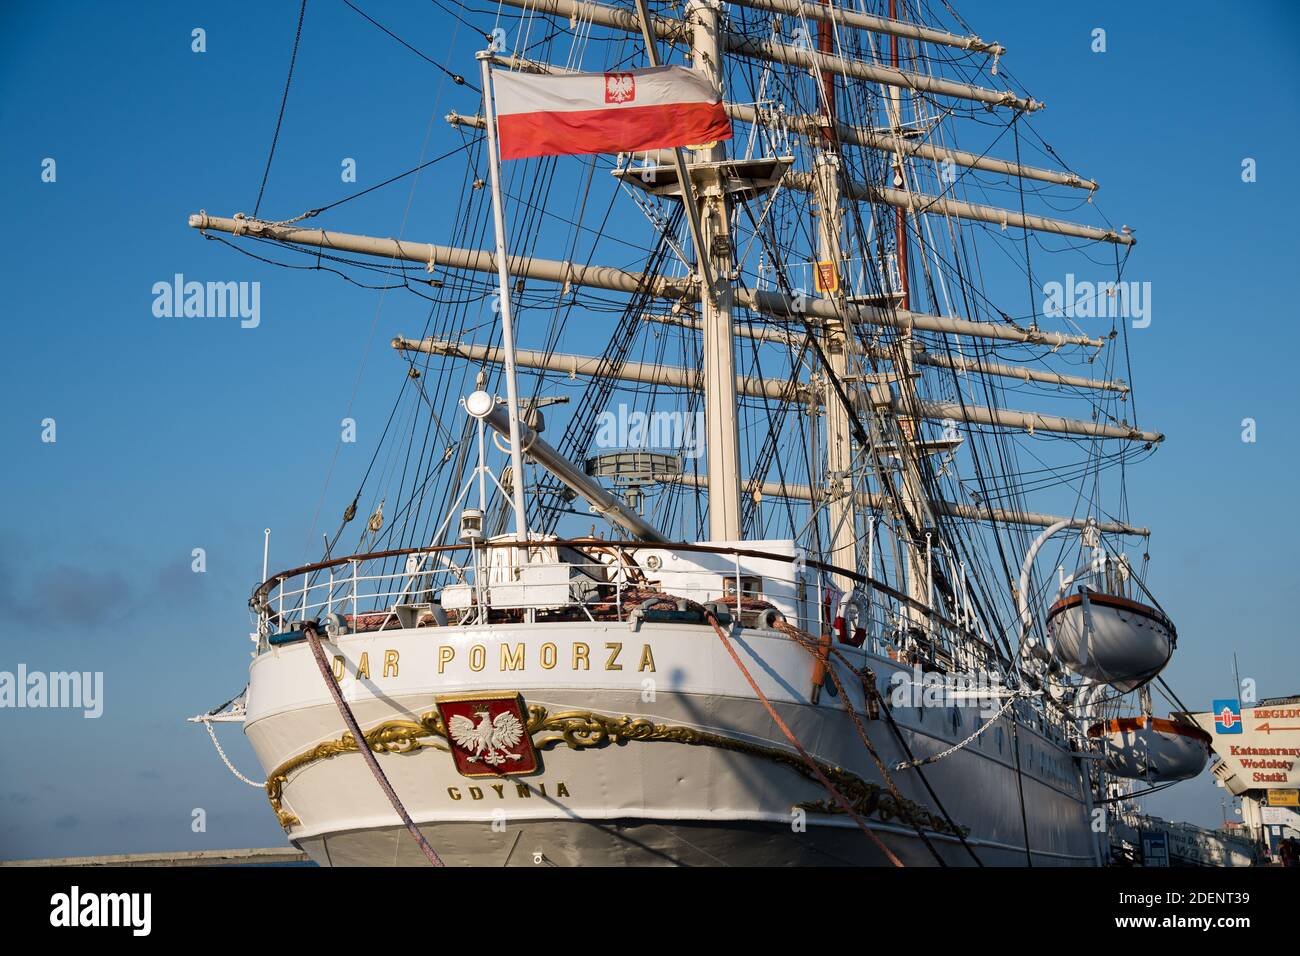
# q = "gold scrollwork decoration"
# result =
<box><xmin>265</xmin><ymin>714</ymin><xmax>449</xmax><ymax>829</ymax></box>
<box><xmin>265</xmin><ymin>704</ymin><xmax>963</xmax><ymax>839</ymax></box>
<box><xmin>525</xmin><ymin>707</ymin><xmax>963</xmax><ymax>837</ymax></box>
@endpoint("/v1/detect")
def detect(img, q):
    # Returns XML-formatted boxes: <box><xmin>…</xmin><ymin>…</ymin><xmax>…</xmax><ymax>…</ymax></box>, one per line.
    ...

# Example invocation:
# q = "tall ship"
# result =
<box><xmin>190</xmin><ymin>0</ymin><xmax>1209</xmax><ymax>866</ymax></box>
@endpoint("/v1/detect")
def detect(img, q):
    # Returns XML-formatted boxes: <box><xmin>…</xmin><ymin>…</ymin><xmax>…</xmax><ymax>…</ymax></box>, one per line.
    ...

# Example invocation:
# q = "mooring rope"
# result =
<box><xmin>301</xmin><ymin>623</ymin><xmax>444</xmax><ymax>866</ymax></box>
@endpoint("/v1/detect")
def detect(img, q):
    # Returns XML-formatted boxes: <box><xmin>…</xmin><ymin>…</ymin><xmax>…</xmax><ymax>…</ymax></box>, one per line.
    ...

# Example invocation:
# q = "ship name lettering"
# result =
<box><xmin>428</xmin><ymin>642</ymin><xmax>655</xmax><ymax>674</ymax></box>
<box><xmin>446</xmin><ymin>781</ymin><xmax>571</xmax><ymax>800</ymax></box>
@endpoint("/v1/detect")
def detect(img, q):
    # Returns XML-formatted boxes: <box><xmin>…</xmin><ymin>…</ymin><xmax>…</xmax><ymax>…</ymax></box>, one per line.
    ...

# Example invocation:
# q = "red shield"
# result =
<box><xmin>605</xmin><ymin>72</ymin><xmax>636</xmax><ymax>104</ymax></box>
<box><xmin>814</xmin><ymin>260</ymin><xmax>839</xmax><ymax>294</ymax></box>
<box><xmin>436</xmin><ymin>692</ymin><xmax>539</xmax><ymax>778</ymax></box>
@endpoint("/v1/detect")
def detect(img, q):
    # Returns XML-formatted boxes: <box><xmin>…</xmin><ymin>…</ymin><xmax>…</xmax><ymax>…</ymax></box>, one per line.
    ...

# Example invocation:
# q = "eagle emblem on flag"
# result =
<box><xmin>436</xmin><ymin>692</ymin><xmax>540</xmax><ymax>777</ymax></box>
<box><xmin>605</xmin><ymin>72</ymin><xmax>635</xmax><ymax>104</ymax></box>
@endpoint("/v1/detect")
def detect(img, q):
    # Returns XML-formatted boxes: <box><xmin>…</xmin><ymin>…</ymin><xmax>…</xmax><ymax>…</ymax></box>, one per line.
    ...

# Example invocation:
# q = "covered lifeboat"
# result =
<box><xmin>1046</xmin><ymin>589</ymin><xmax>1174</xmax><ymax>692</ymax></box>
<box><xmin>1086</xmin><ymin>716</ymin><xmax>1211</xmax><ymax>782</ymax></box>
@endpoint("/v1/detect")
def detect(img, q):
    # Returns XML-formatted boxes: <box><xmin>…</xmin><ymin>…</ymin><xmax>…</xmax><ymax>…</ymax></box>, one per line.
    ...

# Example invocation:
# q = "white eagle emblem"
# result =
<box><xmin>448</xmin><ymin>708</ymin><xmax>526</xmax><ymax>765</ymax></box>
<box><xmin>605</xmin><ymin>72</ymin><xmax>635</xmax><ymax>104</ymax></box>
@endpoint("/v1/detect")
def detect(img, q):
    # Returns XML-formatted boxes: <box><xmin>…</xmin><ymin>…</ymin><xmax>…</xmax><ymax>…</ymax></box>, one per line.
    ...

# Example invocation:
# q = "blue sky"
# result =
<box><xmin>0</xmin><ymin>1</ymin><xmax>1297</xmax><ymax>859</ymax></box>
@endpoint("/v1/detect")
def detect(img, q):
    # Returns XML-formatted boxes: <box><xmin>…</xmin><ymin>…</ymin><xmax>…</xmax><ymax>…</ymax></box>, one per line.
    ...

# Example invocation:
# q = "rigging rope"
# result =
<box><xmin>341</xmin><ymin>0</ymin><xmax>472</xmax><ymax>89</ymax></box>
<box><xmin>780</xmin><ymin>609</ymin><xmax>987</xmax><ymax>866</ymax></box>
<box><xmin>702</xmin><ymin>607</ymin><xmax>906</xmax><ymax>867</ymax></box>
<box><xmin>253</xmin><ymin>0</ymin><xmax>308</xmax><ymax>218</ymax></box>
<box><xmin>752</xmin><ymin>606</ymin><xmax>953</xmax><ymax>865</ymax></box>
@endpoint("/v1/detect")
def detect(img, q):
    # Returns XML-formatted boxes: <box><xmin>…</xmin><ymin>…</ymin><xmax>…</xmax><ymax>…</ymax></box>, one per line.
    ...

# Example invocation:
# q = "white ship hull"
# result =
<box><xmin>244</xmin><ymin>619</ymin><xmax>1098</xmax><ymax>866</ymax></box>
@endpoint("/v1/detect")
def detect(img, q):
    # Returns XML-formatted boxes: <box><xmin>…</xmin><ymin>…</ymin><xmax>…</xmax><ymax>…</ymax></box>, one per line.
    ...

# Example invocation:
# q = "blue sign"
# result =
<box><xmin>1213</xmin><ymin>699</ymin><xmax>1243</xmax><ymax>735</ymax></box>
<box><xmin>1141</xmin><ymin>831</ymin><xmax>1169</xmax><ymax>867</ymax></box>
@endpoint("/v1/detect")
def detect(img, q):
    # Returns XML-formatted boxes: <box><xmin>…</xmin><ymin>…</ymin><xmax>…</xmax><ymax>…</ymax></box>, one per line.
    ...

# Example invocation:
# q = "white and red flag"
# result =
<box><xmin>492</xmin><ymin>65</ymin><xmax>732</xmax><ymax>161</ymax></box>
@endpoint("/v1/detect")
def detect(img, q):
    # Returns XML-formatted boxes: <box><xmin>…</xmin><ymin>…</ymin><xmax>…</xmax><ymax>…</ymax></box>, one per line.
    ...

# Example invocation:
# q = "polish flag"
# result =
<box><xmin>493</xmin><ymin>65</ymin><xmax>732</xmax><ymax>162</ymax></box>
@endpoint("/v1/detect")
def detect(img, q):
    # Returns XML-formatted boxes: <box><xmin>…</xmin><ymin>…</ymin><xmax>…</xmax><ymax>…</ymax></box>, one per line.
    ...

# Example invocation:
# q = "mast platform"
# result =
<box><xmin>613</xmin><ymin>155</ymin><xmax>793</xmax><ymax>201</ymax></box>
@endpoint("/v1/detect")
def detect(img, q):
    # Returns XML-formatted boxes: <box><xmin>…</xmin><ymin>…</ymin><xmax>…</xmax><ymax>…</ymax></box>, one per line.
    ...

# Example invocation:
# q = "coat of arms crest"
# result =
<box><xmin>435</xmin><ymin>692</ymin><xmax>539</xmax><ymax>777</ymax></box>
<box><xmin>604</xmin><ymin>72</ymin><xmax>635</xmax><ymax>104</ymax></box>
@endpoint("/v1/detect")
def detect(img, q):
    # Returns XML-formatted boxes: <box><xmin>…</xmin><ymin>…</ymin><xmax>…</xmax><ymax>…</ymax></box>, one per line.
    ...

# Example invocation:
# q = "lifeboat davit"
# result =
<box><xmin>1087</xmin><ymin>716</ymin><xmax>1211</xmax><ymax>782</ymax></box>
<box><xmin>1046</xmin><ymin>589</ymin><xmax>1174</xmax><ymax>692</ymax></box>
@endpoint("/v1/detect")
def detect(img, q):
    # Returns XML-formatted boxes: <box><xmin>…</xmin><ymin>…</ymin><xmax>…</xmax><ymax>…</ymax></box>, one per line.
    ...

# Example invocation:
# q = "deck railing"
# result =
<box><xmin>250</xmin><ymin>540</ymin><xmax>1094</xmax><ymax>739</ymax></box>
<box><xmin>253</xmin><ymin>539</ymin><xmax>1003</xmax><ymax>673</ymax></box>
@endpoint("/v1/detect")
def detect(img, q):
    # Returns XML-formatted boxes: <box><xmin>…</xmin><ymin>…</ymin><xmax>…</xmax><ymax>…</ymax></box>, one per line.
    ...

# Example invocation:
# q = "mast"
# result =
<box><xmin>890</xmin><ymin>2</ymin><xmax>909</xmax><ymax>316</ymax></box>
<box><xmin>883</xmin><ymin>2</ymin><xmax>936</xmax><ymax>634</ymax></box>
<box><xmin>682</xmin><ymin>0</ymin><xmax>742</xmax><ymax>541</ymax></box>
<box><xmin>181</xmin><ymin>3</ymin><xmax>1158</xmax><ymax>575</ymax></box>
<box><xmin>813</xmin><ymin>0</ymin><xmax>856</xmax><ymax>587</ymax></box>
<box><xmin>476</xmin><ymin>51</ymin><xmax>530</xmax><ymax>539</ymax></box>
